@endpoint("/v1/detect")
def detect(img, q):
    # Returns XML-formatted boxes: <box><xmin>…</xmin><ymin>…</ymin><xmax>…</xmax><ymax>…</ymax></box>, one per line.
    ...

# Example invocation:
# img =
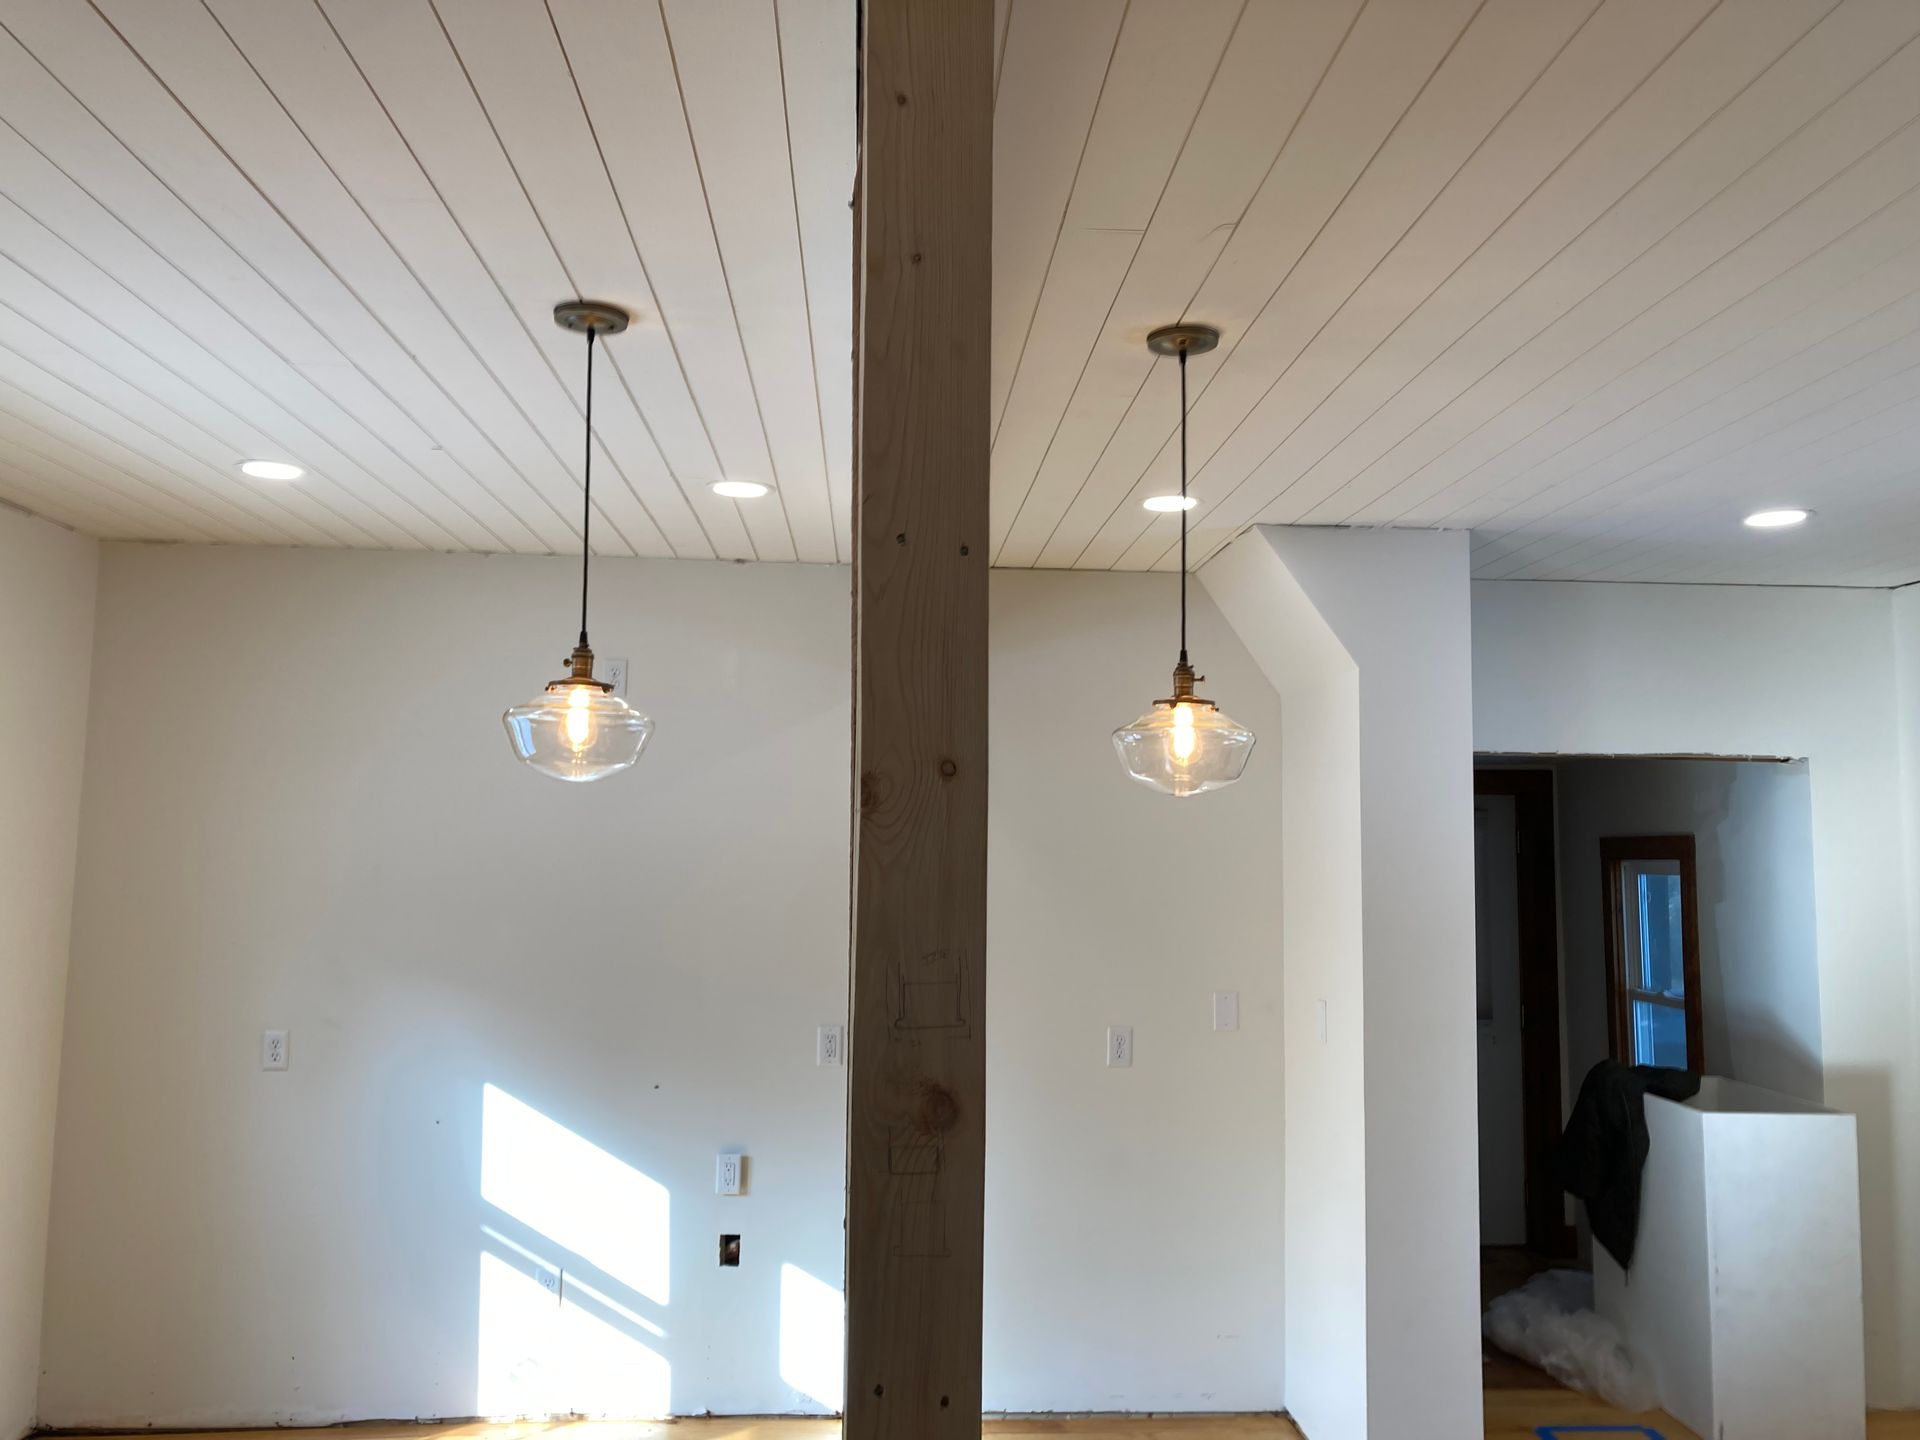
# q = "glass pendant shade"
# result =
<box><xmin>504</xmin><ymin>669</ymin><xmax>653</xmax><ymax>783</ymax></box>
<box><xmin>1113</xmin><ymin>693</ymin><xmax>1255</xmax><ymax>797</ymax></box>
<box><xmin>1113</xmin><ymin>321</ymin><xmax>1256</xmax><ymax>797</ymax></box>
<box><xmin>503</xmin><ymin>300</ymin><xmax>652</xmax><ymax>782</ymax></box>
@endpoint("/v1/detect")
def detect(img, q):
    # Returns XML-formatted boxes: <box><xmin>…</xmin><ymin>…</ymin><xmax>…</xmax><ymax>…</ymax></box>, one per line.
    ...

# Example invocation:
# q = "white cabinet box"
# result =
<box><xmin>1594</xmin><ymin>1076</ymin><xmax>1864</xmax><ymax>1440</ymax></box>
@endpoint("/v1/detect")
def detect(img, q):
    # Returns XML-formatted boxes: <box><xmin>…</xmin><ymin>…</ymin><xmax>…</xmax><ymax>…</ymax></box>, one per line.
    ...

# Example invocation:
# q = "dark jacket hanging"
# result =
<box><xmin>1557</xmin><ymin>1058</ymin><xmax>1701</xmax><ymax>1269</ymax></box>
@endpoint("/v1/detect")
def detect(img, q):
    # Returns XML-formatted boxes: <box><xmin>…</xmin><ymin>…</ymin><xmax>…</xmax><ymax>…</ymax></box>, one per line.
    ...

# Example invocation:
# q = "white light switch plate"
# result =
<box><xmin>1212</xmin><ymin>991</ymin><xmax>1240</xmax><ymax>1031</ymax></box>
<box><xmin>1106</xmin><ymin>1025</ymin><xmax>1133</xmax><ymax>1068</ymax></box>
<box><xmin>716</xmin><ymin>1152</ymin><xmax>745</xmax><ymax>1196</ymax></box>
<box><xmin>816</xmin><ymin>1024</ymin><xmax>844</xmax><ymax>1066</ymax></box>
<box><xmin>261</xmin><ymin>1029</ymin><xmax>288</xmax><ymax>1070</ymax></box>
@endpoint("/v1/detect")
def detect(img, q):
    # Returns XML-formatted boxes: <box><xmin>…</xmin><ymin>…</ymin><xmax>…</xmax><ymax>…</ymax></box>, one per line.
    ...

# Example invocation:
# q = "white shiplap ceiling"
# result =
<box><xmin>992</xmin><ymin>0</ymin><xmax>1920</xmax><ymax>587</ymax></box>
<box><xmin>3</xmin><ymin>1</ymin><xmax>1920</xmax><ymax>586</ymax></box>
<box><xmin>0</xmin><ymin>0</ymin><xmax>852</xmax><ymax>563</ymax></box>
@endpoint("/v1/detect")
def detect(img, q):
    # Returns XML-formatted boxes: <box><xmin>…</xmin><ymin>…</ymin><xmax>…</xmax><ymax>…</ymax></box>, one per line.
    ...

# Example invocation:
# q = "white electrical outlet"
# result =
<box><xmin>536</xmin><ymin>1264</ymin><xmax>561</xmax><ymax>1304</ymax></box>
<box><xmin>716</xmin><ymin>1152</ymin><xmax>745</xmax><ymax>1196</ymax></box>
<box><xmin>1106</xmin><ymin>1025</ymin><xmax>1133</xmax><ymax>1068</ymax></box>
<box><xmin>1212</xmin><ymin>991</ymin><xmax>1240</xmax><ymax>1031</ymax></box>
<box><xmin>603</xmin><ymin>657</ymin><xmax>629</xmax><ymax>696</ymax></box>
<box><xmin>816</xmin><ymin>1024</ymin><xmax>844</xmax><ymax>1067</ymax></box>
<box><xmin>261</xmin><ymin>1029</ymin><xmax>289</xmax><ymax>1071</ymax></box>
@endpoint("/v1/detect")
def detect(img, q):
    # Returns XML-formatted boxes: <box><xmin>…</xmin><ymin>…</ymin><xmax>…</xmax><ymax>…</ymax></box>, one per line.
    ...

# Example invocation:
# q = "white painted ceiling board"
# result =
<box><xmin>773</xmin><ymin>0</ymin><xmax>857</xmax><ymax>564</ymax></box>
<box><xmin>0</xmin><ymin>87</ymin><xmax>545</xmax><ymax>553</ymax></box>
<box><xmin>1032</xmin><ymin>0</ymin><xmax>1488</xmax><ymax>572</ymax></box>
<box><xmin>7</xmin><ymin>0</ymin><xmax>603</xmax><ymax>554</ymax></box>
<box><xmin>1098</xmin><ymin>0</ymin><xmax>1578</xmax><ymax>573</ymax></box>
<box><xmin>982</xmin><ymin>0</ymin><xmax>1920</xmax><ymax>585</ymax></box>
<box><xmin>1110</xmin><ymin>0</ymin><xmax>1621</xmax><ymax>571</ymax></box>
<box><xmin>4</xmin><ymin>0</ymin><xmax>1920</xmax><ymax>584</ymax></box>
<box><xmin>987</xmin><ymin>0</ymin><xmax>1243</xmax><ymax>561</ymax></box>
<box><xmin>994</xmin><ymin>0</ymin><xmax>1365</xmax><ymax>570</ymax></box>
<box><xmin>989</xmin><ymin>0</ymin><xmax>1126</xmax><ymax>445</ymax></box>
<box><xmin>516</xmin><ymin>0</ymin><xmax>762</xmax><ymax>561</ymax></box>
<box><xmin>663</xmin><ymin>0</ymin><xmax>836</xmax><ymax>564</ymax></box>
<box><xmin>1300</xmin><ymin>0</ymin><xmax>1857</xmax><ymax>529</ymax></box>
<box><xmin>0</xmin><ymin>0</ymin><xmax>851</xmax><ymax>561</ymax></box>
<box><xmin>1182</xmin><ymin>0</ymin><xmax>1732</xmax><ymax>541</ymax></box>
<box><xmin>1393</xmin><ymin>51</ymin><xmax>1920</xmax><ymax>539</ymax></box>
<box><xmin>206</xmin><ymin>0</ymin><xmax>691</xmax><ymax>558</ymax></box>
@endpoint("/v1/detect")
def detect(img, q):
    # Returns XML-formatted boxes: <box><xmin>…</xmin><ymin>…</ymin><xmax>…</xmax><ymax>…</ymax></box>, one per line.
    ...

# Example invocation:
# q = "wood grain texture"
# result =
<box><xmin>50</xmin><ymin>1421</ymin><xmax>1301</xmax><ymax>1440</ymax></box>
<box><xmin>846</xmin><ymin>2</ymin><xmax>992</xmax><ymax>1439</ymax></box>
<box><xmin>51</xmin><ymin>1401</ymin><xmax>1920</xmax><ymax>1440</ymax></box>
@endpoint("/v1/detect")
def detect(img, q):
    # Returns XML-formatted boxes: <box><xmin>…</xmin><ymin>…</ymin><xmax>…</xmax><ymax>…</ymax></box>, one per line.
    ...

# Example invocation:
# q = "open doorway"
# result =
<box><xmin>1474</xmin><ymin>754</ymin><xmax>1822</xmax><ymax>1401</ymax></box>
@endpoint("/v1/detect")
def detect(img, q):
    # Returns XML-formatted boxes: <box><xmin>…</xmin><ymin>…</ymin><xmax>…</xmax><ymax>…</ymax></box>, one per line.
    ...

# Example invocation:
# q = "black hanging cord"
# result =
<box><xmin>1178</xmin><ymin>343</ymin><xmax>1189</xmax><ymax>666</ymax></box>
<box><xmin>579</xmin><ymin>327</ymin><xmax>596</xmax><ymax>647</ymax></box>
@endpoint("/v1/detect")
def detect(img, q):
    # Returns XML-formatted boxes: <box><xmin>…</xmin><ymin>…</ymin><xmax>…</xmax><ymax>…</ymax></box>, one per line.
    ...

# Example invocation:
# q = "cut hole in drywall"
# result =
<box><xmin>719</xmin><ymin>1234</ymin><xmax>741</xmax><ymax>1268</ymax></box>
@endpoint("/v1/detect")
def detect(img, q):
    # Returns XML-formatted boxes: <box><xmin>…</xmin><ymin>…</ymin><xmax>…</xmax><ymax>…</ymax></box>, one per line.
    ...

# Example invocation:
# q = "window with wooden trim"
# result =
<box><xmin>1600</xmin><ymin>835</ymin><xmax>1703</xmax><ymax>1073</ymax></box>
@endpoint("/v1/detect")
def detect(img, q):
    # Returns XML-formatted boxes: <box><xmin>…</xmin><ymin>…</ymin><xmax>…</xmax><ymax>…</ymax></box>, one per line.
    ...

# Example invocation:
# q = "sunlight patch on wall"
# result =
<box><xmin>480</xmin><ymin>1083</ymin><xmax>670</xmax><ymax>1304</ymax></box>
<box><xmin>779</xmin><ymin>1261</ymin><xmax>844</xmax><ymax>1411</ymax></box>
<box><xmin>477</xmin><ymin>1250</ymin><xmax>670</xmax><ymax>1417</ymax></box>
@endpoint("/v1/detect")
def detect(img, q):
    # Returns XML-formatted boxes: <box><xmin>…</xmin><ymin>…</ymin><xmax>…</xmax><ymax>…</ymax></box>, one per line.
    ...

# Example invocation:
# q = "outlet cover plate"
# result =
<box><xmin>261</xmin><ymin>1029</ymin><xmax>289</xmax><ymax>1070</ymax></box>
<box><xmin>1106</xmin><ymin>1025</ymin><xmax>1133</xmax><ymax>1068</ymax></box>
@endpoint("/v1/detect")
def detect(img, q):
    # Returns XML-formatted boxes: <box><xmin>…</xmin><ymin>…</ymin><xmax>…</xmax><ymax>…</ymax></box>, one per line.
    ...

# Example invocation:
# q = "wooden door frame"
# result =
<box><xmin>1599</xmin><ymin>834</ymin><xmax>1705</xmax><ymax>1072</ymax></box>
<box><xmin>1475</xmin><ymin>768</ymin><xmax>1575</xmax><ymax>1257</ymax></box>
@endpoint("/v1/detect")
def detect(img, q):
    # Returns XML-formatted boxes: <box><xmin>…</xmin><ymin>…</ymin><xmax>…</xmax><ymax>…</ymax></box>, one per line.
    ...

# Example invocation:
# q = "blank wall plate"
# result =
<box><xmin>1106</xmin><ymin>1025</ymin><xmax>1133</xmax><ymax>1068</ymax></box>
<box><xmin>1316</xmin><ymin>998</ymin><xmax>1330</xmax><ymax>1045</ymax></box>
<box><xmin>603</xmin><ymin>657</ymin><xmax>629</xmax><ymax>696</ymax></box>
<box><xmin>1212</xmin><ymin>991</ymin><xmax>1240</xmax><ymax>1031</ymax></box>
<box><xmin>716</xmin><ymin>1152</ymin><xmax>745</xmax><ymax>1196</ymax></box>
<box><xmin>261</xmin><ymin>1029</ymin><xmax>288</xmax><ymax>1070</ymax></box>
<box><xmin>816</xmin><ymin>1024</ymin><xmax>844</xmax><ymax>1066</ymax></box>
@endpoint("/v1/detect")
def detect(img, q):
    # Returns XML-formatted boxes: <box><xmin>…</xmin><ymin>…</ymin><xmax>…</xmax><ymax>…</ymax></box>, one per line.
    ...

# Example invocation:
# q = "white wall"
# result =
<box><xmin>1554</xmin><ymin>759</ymin><xmax>1821</xmax><ymax>1102</ymax></box>
<box><xmin>1474</xmin><ymin>580</ymin><xmax>1917</xmax><ymax>1406</ymax></box>
<box><xmin>0</xmin><ymin>506</ymin><xmax>97</xmax><ymax>1440</ymax></box>
<box><xmin>1205</xmin><ymin>527</ymin><xmax>1482</xmax><ymax>1440</ymax></box>
<box><xmin>38</xmin><ymin>546</ymin><xmax>1289</xmax><ymax>1426</ymax></box>
<box><xmin>985</xmin><ymin>571</ymin><xmax>1285</xmax><ymax>1413</ymax></box>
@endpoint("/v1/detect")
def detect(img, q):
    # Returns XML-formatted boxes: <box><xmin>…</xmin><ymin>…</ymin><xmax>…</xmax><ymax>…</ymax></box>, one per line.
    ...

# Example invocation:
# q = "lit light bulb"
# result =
<box><xmin>565</xmin><ymin>685</ymin><xmax>593</xmax><ymax>750</ymax></box>
<box><xmin>1171</xmin><ymin>701</ymin><xmax>1197</xmax><ymax>763</ymax></box>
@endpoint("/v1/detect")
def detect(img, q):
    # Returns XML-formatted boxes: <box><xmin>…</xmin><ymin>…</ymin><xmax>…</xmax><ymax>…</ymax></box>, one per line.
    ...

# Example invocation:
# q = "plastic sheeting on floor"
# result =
<box><xmin>1483</xmin><ymin>1268</ymin><xmax>1658</xmax><ymax>1413</ymax></box>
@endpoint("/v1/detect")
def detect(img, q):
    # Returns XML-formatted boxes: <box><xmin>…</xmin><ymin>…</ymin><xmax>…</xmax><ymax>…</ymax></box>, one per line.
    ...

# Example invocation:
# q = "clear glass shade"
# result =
<box><xmin>1112</xmin><ymin>699</ymin><xmax>1255</xmax><ymax>797</ymax></box>
<box><xmin>503</xmin><ymin>682</ymin><xmax>653</xmax><ymax>782</ymax></box>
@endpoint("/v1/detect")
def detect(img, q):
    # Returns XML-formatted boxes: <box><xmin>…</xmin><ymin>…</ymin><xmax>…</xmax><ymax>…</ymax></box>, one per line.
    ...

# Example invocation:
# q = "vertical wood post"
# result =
<box><xmin>846</xmin><ymin>1</ymin><xmax>992</xmax><ymax>1436</ymax></box>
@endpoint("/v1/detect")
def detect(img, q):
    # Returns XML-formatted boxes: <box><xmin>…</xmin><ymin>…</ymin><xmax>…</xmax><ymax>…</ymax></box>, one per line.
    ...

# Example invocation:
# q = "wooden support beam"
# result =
<box><xmin>845</xmin><ymin>2</ymin><xmax>992</xmax><ymax>1436</ymax></box>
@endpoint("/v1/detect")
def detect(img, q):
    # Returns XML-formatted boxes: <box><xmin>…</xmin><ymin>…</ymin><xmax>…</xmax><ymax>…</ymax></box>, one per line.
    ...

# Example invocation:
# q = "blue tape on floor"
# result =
<box><xmin>1535</xmin><ymin>1428</ymin><xmax>1667</xmax><ymax>1439</ymax></box>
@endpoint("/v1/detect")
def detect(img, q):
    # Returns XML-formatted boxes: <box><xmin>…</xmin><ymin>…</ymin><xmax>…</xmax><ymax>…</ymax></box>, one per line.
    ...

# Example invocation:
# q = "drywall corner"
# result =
<box><xmin>1205</xmin><ymin>525</ymin><xmax>1481</xmax><ymax>1440</ymax></box>
<box><xmin>0</xmin><ymin>507</ymin><xmax>98</xmax><ymax>1439</ymax></box>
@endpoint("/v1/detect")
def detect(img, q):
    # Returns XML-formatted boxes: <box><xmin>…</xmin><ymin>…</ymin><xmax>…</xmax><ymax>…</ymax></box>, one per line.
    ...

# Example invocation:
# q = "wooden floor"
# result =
<box><xmin>55</xmin><ymin>1405</ymin><xmax>1920</xmax><ymax>1440</ymax></box>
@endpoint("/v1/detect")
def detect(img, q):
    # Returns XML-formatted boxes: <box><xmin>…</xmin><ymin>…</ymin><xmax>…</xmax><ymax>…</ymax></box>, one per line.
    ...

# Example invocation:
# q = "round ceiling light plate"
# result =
<box><xmin>553</xmin><ymin>301</ymin><xmax>632</xmax><ymax>335</ymax></box>
<box><xmin>239</xmin><ymin>459</ymin><xmax>305</xmax><ymax>481</ymax></box>
<box><xmin>1146</xmin><ymin>323</ymin><xmax>1221</xmax><ymax>357</ymax></box>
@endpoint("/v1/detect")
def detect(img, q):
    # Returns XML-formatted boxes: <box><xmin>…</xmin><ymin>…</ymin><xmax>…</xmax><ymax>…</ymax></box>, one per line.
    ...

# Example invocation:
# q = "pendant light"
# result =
<box><xmin>502</xmin><ymin>302</ymin><xmax>654</xmax><ymax>782</ymax></box>
<box><xmin>1111</xmin><ymin>324</ymin><xmax>1255</xmax><ymax>797</ymax></box>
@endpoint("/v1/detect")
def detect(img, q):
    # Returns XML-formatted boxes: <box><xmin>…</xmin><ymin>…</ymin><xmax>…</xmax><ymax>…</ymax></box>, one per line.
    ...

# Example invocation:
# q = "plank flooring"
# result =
<box><xmin>51</xmin><ymin>1401</ymin><xmax>1920</xmax><ymax>1440</ymax></box>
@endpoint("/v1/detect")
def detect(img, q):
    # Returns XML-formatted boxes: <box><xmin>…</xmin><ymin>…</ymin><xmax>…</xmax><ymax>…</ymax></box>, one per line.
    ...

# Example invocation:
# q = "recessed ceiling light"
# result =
<box><xmin>710</xmin><ymin>479</ymin><xmax>771</xmax><ymax>499</ymax></box>
<box><xmin>1142</xmin><ymin>494</ymin><xmax>1197</xmax><ymax>513</ymax></box>
<box><xmin>239</xmin><ymin>460</ymin><xmax>305</xmax><ymax>481</ymax></box>
<box><xmin>1743</xmin><ymin>508</ymin><xmax>1810</xmax><ymax>529</ymax></box>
